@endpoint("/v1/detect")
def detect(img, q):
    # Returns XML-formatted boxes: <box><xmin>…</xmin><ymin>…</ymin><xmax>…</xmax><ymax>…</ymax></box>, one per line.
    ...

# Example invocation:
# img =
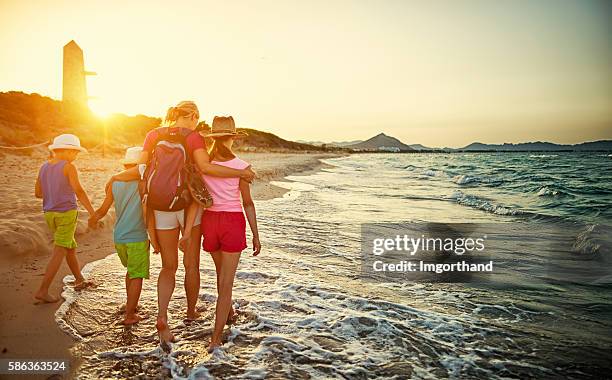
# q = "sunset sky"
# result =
<box><xmin>0</xmin><ymin>0</ymin><xmax>611</xmax><ymax>147</ymax></box>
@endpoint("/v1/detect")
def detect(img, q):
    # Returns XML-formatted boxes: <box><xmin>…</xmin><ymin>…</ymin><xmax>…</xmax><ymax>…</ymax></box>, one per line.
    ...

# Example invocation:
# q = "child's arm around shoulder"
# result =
<box><xmin>192</xmin><ymin>147</ymin><xmax>256</xmax><ymax>182</ymax></box>
<box><xmin>105</xmin><ymin>150</ymin><xmax>148</xmax><ymax>189</ymax></box>
<box><xmin>240</xmin><ymin>177</ymin><xmax>261</xmax><ymax>256</ymax></box>
<box><xmin>64</xmin><ymin>162</ymin><xmax>95</xmax><ymax>216</ymax></box>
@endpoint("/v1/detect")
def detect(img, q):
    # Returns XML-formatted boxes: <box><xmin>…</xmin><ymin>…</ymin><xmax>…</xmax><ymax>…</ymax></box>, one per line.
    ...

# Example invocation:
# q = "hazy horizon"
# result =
<box><xmin>1</xmin><ymin>0</ymin><xmax>611</xmax><ymax>147</ymax></box>
<box><xmin>297</xmin><ymin>133</ymin><xmax>612</xmax><ymax>148</ymax></box>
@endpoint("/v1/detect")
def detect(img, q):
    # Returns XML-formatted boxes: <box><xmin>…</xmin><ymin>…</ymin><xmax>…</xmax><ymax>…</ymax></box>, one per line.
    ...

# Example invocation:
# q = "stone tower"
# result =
<box><xmin>62</xmin><ymin>40</ymin><xmax>95</xmax><ymax>107</ymax></box>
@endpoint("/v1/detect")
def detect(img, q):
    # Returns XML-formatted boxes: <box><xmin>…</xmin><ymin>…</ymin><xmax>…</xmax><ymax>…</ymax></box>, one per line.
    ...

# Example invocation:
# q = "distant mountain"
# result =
<box><xmin>331</xmin><ymin>140</ymin><xmax>364</xmax><ymax>147</ymax></box>
<box><xmin>296</xmin><ymin>140</ymin><xmax>325</xmax><ymax>145</ymax></box>
<box><xmin>346</xmin><ymin>133</ymin><xmax>415</xmax><ymax>152</ymax></box>
<box><xmin>458</xmin><ymin>140</ymin><xmax>612</xmax><ymax>151</ymax></box>
<box><xmin>573</xmin><ymin>140</ymin><xmax>612</xmax><ymax>151</ymax></box>
<box><xmin>297</xmin><ymin>139</ymin><xmax>363</xmax><ymax>147</ymax></box>
<box><xmin>302</xmin><ymin>137</ymin><xmax>431</xmax><ymax>150</ymax></box>
<box><xmin>300</xmin><ymin>139</ymin><xmax>612</xmax><ymax>152</ymax></box>
<box><xmin>408</xmin><ymin>144</ymin><xmax>434</xmax><ymax>151</ymax></box>
<box><xmin>302</xmin><ymin>136</ymin><xmax>612</xmax><ymax>153</ymax></box>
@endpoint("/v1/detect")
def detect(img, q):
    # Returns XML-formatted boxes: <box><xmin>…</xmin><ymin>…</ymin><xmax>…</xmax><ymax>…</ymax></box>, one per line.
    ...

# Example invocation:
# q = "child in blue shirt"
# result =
<box><xmin>90</xmin><ymin>147</ymin><xmax>149</xmax><ymax>325</ymax></box>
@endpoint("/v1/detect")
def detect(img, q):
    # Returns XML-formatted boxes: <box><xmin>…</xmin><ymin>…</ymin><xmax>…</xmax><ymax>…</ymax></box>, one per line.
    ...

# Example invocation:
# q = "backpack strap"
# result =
<box><xmin>153</xmin><ymin>126</ymin><xmax>193</xmax><ymax>148</ymax></box>
<box><xmin>152</xmin><ymin>127</ymin><xmax>170</xmax><ymax>147</ymax></box>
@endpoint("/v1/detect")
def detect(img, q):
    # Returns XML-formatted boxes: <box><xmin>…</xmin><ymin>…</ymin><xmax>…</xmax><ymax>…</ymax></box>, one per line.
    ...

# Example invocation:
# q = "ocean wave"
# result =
<box><xmin>453</xmin><ymin>174</ymin><xmax>480</xmax><ymax>185</ymax></box>
<box><xmin>529</xmin><ymin>154</ymin><xmax>558</xmax><ymax>158</ymax></box>
<box><xmin>424</xmin><ymin>169</ymin><xmax>446</xmax><ymax>177</ymax></box>
<box><xmin>449</xmin><ymin>173</ymin><xmax>505</xmax><ymax>187</ymax></box>
<box><xmin>448</xmin><ymin>191</ymin><xmax>524</xmax><ymax>216</ymax></box>
<box><xmin>536</xmin><ymin>186</ymin><xmax>560</xmax><ymax>197</ymax></box>
<box><xmin>571</xmin><ymin>224</ymin><xmax>611</xmax><ymax>257</ymax></box>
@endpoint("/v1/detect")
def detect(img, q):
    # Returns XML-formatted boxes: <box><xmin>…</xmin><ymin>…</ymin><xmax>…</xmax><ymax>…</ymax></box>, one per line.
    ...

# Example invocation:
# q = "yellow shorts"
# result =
<box><xmin>115</xmin><ymin>241</ymin><xmax>150</xmax><ymax>279</ymax></box>
<box><xmin>44</xmin><ymin>210</ymin><xmax>78</xmax><ymax>249</ymax></box>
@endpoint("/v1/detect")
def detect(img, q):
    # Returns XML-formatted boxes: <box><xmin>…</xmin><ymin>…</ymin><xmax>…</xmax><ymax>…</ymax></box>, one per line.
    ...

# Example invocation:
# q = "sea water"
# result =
<box><xmin>57</xmin><ymin>152</ymin><xmax>612</xmax><ymax>379</ymax></box>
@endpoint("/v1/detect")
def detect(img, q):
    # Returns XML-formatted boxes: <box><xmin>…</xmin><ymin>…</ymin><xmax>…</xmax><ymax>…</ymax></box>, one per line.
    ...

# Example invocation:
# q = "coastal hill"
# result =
<box><xmin>0</xmin><ymin>91</ymin><xmax>327</xmax><ymax>153</ymax></box>
<box><xmin>303</xmin><ymin>134</ymin><xmax>612</xmax><ymax>152</ymax></box>
<box><xmin>297</xmin><ymin>139</ymin><xmax>362</xmax><ymax>148</ymax></box>
<box><xmin>345</xmin><ymin>133</ymin><xmax>415</xmax><ymax>152</ymax></box>
<box><xmin>300</xmin><ymin>135</ymin><xmax>436</xmax><ymax>151</ymax></box>
<box><xmin>236</xmin><ymin>128</ymin><xmax>324</xmax><ymax>151</ymax></box>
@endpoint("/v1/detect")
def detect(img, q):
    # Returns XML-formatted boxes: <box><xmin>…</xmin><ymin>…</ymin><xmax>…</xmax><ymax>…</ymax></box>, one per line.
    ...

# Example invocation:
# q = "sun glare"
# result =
<box><xmin>88</xmin><ymin>98</ymin><xmax>113</xmax><ymax>120</ymax></box>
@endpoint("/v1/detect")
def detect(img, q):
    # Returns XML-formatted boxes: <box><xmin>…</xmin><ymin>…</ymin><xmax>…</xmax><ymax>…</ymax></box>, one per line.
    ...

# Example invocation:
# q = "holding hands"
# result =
<box><xmin>88</xmin><ymin>212</ymin><xmax>100</xmax><ymax>229</ymax></box>
<box><xmin>89</xmin><ymin>176</ymin><xmax>115</xmax><ymax>230</ymax></box>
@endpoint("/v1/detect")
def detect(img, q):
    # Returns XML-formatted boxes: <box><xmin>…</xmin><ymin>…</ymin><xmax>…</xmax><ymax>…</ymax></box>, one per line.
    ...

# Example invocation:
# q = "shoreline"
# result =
<box><xmin>0</xmin><ymin>150</ymin><xmax>344</xmax><ymax>378</ymax></box>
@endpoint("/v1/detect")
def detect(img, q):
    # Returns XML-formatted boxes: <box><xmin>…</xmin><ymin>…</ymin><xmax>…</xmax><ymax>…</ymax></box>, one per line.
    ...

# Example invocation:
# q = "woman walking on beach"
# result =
<box><xmin>183</xmin><ymin>116</ymin><xmax>261</xmax><ymax>352</ymax></box>
<box><xmin>109</xmin><ymin>101</ymin><xmax>256</xmax><ymax>344</ymax></box>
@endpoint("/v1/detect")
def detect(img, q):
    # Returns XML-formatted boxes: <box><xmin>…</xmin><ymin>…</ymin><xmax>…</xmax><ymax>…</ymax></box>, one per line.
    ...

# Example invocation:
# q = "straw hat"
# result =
<box><xmin>120</xmin><ymin>146</ymin><xmax>143</xmax><ymax>164</ymax></box>
<box><xmin>48</xmin><ymin>134</ymin><xmax>87</xmax><ymax>152</ymax></box>
<box><xmin>205</xmin><ymin>116</ymin><xmax>248</xmax><ymax>138</ymax></box>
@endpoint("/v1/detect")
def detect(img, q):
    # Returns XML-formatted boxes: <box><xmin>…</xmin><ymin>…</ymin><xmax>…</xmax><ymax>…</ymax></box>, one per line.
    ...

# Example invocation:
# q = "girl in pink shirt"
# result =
<box><xmin>183</xmin><ymin>116</ymin><xmax>261</xmax><ymax>352</ymax></box>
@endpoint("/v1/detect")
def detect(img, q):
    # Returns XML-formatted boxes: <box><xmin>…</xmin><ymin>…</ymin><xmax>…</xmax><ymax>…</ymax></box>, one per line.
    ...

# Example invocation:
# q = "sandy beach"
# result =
<box><xmin>1</xmin><ymin>1</ymin><xmax>611</xmax><ymax>377</ymax></box>
<box><xmin>0</xmin><ymin>149</ymin><xmax>341</xmax><ymax>374</ymax></box>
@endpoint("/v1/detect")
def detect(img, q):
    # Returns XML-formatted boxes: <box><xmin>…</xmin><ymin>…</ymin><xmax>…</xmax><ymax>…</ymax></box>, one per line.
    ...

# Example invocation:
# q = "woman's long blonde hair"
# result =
<box><xmin>163</xmin><ymin>101</ymin><xmax>199</xmax><ymax>127</ymax></box>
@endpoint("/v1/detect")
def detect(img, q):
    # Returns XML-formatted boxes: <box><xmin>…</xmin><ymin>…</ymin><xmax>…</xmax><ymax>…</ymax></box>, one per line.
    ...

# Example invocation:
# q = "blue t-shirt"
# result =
<box><xmin>112</xmin><ymin>181</ymin><xmax>147</xmax><ymax>243</ymax></box>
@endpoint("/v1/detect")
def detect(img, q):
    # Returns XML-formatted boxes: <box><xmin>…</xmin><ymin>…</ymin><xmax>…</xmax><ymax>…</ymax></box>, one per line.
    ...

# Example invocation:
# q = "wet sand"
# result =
<box><xmin>0</xmin><ymin>149</ymin><xmax>341</xmax><ymax>377</ymax></box>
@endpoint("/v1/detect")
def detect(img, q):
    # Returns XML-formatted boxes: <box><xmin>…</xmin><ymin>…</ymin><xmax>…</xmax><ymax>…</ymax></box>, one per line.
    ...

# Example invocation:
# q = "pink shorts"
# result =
<box><xmin>201</xmin><ymin>210</ymin><xmax>247</xmax><ymax>253</ymax></box>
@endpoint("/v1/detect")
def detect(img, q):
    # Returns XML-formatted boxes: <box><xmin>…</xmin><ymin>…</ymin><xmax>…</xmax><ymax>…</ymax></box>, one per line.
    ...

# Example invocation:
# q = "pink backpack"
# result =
<box><xmin>141</xmin><ymin>127</ymin><xmax>194</xmax><ymax>211</ymax></box>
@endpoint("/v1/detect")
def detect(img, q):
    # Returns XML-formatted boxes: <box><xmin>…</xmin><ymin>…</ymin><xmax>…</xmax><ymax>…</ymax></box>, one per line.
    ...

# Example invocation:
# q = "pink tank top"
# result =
<box><xmin>202</xmin><ymin>157</ymin><xmax>250</xmax><ymax>212</ymax></box>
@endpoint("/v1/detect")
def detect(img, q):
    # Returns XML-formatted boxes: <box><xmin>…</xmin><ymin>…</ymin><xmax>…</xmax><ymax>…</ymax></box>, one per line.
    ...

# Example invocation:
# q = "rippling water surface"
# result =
<box><xmin>58</xmin><ymin>153</ymin><xmax>612</xmax><ymax>379</ymax></box>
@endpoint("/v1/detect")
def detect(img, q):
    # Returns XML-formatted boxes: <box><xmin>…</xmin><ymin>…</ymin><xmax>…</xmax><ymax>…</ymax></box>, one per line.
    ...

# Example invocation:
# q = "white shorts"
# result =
<box><xmin>153</xmin><ymin>206</ymin><xmax>203</xmax><ymax>230</ymax></box>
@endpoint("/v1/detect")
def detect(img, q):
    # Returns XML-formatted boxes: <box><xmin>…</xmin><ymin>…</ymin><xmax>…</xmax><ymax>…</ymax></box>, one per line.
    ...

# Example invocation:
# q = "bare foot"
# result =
<box><xmin>34</xmin><ymin>293</ymin><xmax>60</xmax><ymax>304</ymax></box>
<box><xmin>122</xmin><ymin>313</ymin><xmax>144</xmax><ymax>325</ymax></box>
<box><xmin>156</xmin><ymin>318</ymin><xmax>176</xmax><ymax>344</ymax></box>
<box><xmin>74</xmin><ymin>280</ymin><xmax>95</xmax><ymax>291</ymax></box>
<box><xmin>207</xmin><ymin>340</ymin><xmax>222</xmax><ymax>353</ymax></box>
<box><xmin>185</xmin><ymin>310</ymin><xmax>201</xmax><ymax>321</ymax></box>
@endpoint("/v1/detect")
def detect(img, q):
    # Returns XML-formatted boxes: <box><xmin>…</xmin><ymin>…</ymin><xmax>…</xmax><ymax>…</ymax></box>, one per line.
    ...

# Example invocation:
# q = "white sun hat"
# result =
<box><xmin>48</xmin><ymin>134</ymin><xmax>87</xmax><ymax>152</ymax></box>
<box><xmin>121</xmin><ymin>146</ymin><xmax>143</xmax><ymax>164</ymax></box>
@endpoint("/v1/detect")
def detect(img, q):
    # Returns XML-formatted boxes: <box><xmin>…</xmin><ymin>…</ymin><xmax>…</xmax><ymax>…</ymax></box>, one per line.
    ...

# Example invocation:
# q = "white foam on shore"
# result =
<box><xmin>54</xmin><ymin>253</ymin><xmax>115</xmax><ymax>340</ymax></box>
<box><xmin>269</xmin><ymin>180</ymin><xmax>316</xmax><ymax>200</ymax></box>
